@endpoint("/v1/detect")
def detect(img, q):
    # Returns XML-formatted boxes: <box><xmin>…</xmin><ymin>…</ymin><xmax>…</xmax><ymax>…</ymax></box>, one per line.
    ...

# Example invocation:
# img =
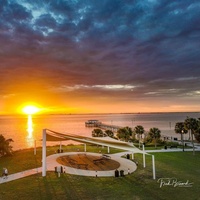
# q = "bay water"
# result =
<box><xmin>0</xmin><ymin>112</ymin><xmax>199</xmax><ymax>150</ymax></box>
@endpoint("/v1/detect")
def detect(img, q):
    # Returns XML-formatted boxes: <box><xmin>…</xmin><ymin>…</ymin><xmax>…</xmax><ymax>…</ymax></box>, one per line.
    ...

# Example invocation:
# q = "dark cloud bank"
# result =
<box><xmin>1</xmin><ymin>0</ymin><xmax>200</xmax><ymax>111</ymax></box>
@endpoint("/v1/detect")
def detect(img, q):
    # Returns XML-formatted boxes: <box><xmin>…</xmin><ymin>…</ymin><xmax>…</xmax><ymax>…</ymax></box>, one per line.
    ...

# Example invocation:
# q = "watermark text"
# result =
<box><xmin>157</xmin><ymin>178</ymin><xmax>193</xmax><ymax>188</ymax></box>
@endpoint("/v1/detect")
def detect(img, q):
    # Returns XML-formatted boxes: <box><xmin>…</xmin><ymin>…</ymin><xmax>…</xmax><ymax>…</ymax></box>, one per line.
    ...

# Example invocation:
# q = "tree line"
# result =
<box><xmin>0</xmin><ymin>134</ymin><xmax>13</xmax><ymax>157</ymax></box>
<box><xmin>92</xmin><ymin>117</ymin><xmax>200</xmax><ymax>152</ymax></box>
<box><xmin>92</xmin><ymin>125</ymin><xmax>162</xmax><ymax>148</ymax></box>
<box><xmin>175</xmin><ymin>117</ymin><xmax>200</xmax><ymax>154</ymax></box>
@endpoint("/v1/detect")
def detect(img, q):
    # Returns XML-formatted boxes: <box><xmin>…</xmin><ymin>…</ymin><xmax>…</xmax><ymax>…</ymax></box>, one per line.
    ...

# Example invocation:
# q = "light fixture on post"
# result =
<box><xmin>181</xmin><ymin>130</ymin><xmax>185</xmax><ymax>152</ymax></box>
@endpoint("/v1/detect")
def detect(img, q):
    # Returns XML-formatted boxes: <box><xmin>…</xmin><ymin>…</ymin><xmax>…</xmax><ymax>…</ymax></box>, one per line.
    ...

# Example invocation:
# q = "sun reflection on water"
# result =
<box><xmin>26</xmin><ymin>115</ymin><xmax>34</xmax><ymax>147</ymax></box>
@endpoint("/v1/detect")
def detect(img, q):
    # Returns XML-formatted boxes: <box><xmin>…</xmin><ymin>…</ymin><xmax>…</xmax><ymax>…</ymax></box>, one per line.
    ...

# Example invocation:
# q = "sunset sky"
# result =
<box><xmin>1</xmin><ymin>0</ymin><xmax>200</xmax><ymax>114</ymax></box>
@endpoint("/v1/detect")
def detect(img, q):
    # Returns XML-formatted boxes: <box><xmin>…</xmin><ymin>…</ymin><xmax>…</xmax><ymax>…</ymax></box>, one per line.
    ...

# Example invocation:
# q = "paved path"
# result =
<box><xmin>146</xmin><ymin>146</ymin><xmax>200</xmax><ymax>153</ymax></box>
<box><xmin>1</xmin><ymin>148</ymin><xmax>200</xmax><ymax>185</ymax></box>
<box><xmin>0</xmin><ymin>151</ymin><xmax>136</xmax><ymax>184</ymax></box>
<box><xmin>0</xmin><ymin>167</ymin><xmax>42</xmax><ymax>184</ymax></box>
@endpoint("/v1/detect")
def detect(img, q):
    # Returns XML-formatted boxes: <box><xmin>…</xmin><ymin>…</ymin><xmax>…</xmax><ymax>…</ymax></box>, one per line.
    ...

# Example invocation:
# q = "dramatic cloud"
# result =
<box><xmin>0</xmin><ymin>0</ymin><xmax>200</xmax><ymax>113</ymax></box>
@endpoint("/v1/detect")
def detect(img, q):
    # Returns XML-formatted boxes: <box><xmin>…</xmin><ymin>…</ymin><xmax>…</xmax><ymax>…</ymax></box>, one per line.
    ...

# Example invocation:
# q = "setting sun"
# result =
<box><xmin>22</xmin><ymin>105</ymin><xmax>40</xmax><ymax>115</ymax></box>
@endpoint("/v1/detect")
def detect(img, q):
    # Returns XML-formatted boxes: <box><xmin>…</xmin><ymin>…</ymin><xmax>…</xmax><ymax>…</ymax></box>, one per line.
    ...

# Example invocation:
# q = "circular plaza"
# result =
<box><xmin>46</xmin><ymin>152</ymin><xmax>137</xmax><ymax>177</ymax></box>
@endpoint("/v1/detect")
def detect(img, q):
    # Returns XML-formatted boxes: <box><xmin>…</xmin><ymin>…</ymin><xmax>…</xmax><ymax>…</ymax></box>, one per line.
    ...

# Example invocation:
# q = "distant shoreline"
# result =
<box><xmin>1</xmin><ymin>111</ymin><xmax>200</xmax><ymax>117</ymax></box>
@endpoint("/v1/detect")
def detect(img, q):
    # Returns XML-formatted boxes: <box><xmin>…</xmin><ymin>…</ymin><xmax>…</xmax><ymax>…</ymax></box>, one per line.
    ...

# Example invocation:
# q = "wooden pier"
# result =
<box><xmin>85</xmin><ymin>120</ymin><xmax>121</xmax><ymax>132</ymax></box>
<box><xmin>85</xmin><ymin>120</ymin><xmax>100</xmax><ymax>127</ymax></box>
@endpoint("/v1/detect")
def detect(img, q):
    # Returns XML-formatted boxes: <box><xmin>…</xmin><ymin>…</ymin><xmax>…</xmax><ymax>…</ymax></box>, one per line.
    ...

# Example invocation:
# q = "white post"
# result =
<box><xmin>107</xmin><ymin>146</ymin><xmax>110</xmax><ymax>153</ymax></box>
<box><xmin>60</xmin><ymin>141</ymin><xmax>62</xmax><ymax>152</ymax></box>
<box><xmin>84</xmin><ymin>143</ymin><xmax>87</xmax><ymax>152</ymax></box>
<box><xmin>42</xmin><ymin>129</ymin><xmax>47</xmax><ymax>177</ymax></box>
<box><xmin>34</xmin><ymin>140</ymin><xmax>36</xmax><ymax>155</ymax></box>
<box><xmin>152</xmin><ymin>155</ymin><xmax>156</xmax><ymax>180</ymax></box>
<box><xmin>143</xmin><ymin>144</ymin><xmax>146</xmax><ymax>168</ymax></box>
<box><xmin>132</xmin><ymin>153</ymin><xmax>134</xmax><ymax>160</ymax></box>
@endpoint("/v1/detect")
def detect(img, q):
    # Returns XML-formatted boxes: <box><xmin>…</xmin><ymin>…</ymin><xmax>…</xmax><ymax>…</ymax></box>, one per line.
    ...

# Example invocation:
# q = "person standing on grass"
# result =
<box><xmin>4</xmin><ymin>168</ymin><xmax>8</xmax><ymax>179</ymax></box>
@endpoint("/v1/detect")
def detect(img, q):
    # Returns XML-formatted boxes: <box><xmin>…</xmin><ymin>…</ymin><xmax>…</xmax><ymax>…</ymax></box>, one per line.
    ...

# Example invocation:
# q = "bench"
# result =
<box><xmin>170</xmin><ymin>145</ymin><xmax>177</xmax><ymax>149</ymax></box>
<box><xmin>67</xmin><ymin>158</ymin><xmax>77</xmax><ymax>165</ymax></box>
<box><xmin>77</xmin><ymin>163</ymin><xmax>88</xmax><ymax>169</ymax></box>
<box><xmin>102</xmin><ymin>154</ymin><xmax>111</xmax><ymax>159</ymax></box>
<box><xmin>93</xmin><ymin>158</ymin><xmax>105</xmax><ymax>164</ymax></box>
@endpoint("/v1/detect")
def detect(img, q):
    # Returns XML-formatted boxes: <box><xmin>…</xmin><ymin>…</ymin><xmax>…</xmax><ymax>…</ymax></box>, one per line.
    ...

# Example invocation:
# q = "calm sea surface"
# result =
<box><xmin>0</xmin><ymin>113</ymin><xmax>199</xmax><ymax>150</ymax></box>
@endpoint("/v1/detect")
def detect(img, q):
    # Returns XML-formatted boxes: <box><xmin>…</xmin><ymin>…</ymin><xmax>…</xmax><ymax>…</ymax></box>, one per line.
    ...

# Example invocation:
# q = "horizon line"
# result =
<box><xmin>1</xmin><ymin>111</ymin><xmax>200</xmax><ymax>116</ymax></box>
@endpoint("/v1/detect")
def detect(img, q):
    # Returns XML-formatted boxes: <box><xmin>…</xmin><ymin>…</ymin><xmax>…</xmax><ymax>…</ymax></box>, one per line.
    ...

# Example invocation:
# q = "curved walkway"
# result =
<box><xmin>46</xmin><ymin>152</ymin><xmax>137</xmax><ymax>177</ymax></box>
<box><xmin>2</xmin><ymin>147</ymin><xmax>199</xmax><ymax>184</ymax></box>
<box><xmin>0</xmin><ymin>151</ymin><xmax>136</xmax><ymax>184</ymax></box>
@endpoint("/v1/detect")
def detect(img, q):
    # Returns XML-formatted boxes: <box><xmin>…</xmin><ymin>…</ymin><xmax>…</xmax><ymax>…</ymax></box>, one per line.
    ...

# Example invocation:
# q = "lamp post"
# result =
<box><xmin>142</xmin><ymin>143</ymin><xmax>146</xmax><ymax>168</ymax></box>
<box><xmin>181</xmin><ymin>130</ymin><xmax>185</xmax><ymax>152</ymax></box>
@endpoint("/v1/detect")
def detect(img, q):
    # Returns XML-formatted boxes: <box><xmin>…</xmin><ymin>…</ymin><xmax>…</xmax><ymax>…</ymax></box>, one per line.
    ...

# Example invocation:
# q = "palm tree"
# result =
<box><xmin>194</xmin><ymin>118</ymin><xmax>200</xmax><ymax>143</ymax></box>
<box><xmin>92</xmin><ymin>129</ymin><xmax>105</xmax><ymax>137</ymax></box>
<box><xmin>194</xmin><ymin>129</ymin><xmax>200</xmax><ymax>143</ymax></box>
<box><xmin>134</xmin><ymin>125</ymin><xmax>145</xmax><ymax>148</ymax></box>
<box><xmin>0</xmin><ymin>134</ymin><xmax>13</xmax><ymax>156</ymax></box>
<box><xmin>174</xmin><ymin>122</ymin><xmax>188</xmax><ymax>151</ymax></box>
<box><xmin>117</xmin><ymin>126</ymin><xmax>133</xmax><ymax>142</ymax></box>
<box><xmin>184</xmin><ymin>117</ymin><xmax>199</xmax><ymax>155</ymax></box>
<box><xmin>148</xmin><ymin>128</ymin><xmax>161</xmax><ymax>148</ymax></box>
<box><xmin>105</xmin><ymin>130</ymin><xmax>114</xmax><ymax>138</ymax></box>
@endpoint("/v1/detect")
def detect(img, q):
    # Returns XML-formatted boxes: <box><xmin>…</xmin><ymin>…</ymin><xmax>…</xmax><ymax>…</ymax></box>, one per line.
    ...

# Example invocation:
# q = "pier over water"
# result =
<box><xmin>85</xmin><ymin>120</ymin><xmax>121</xmax><ymax>132</ymax></box>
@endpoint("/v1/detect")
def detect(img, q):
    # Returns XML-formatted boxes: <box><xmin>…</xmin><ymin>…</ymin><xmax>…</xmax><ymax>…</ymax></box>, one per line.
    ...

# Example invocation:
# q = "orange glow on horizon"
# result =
<box><xmin>3</xmin><ymin>96</ymin><xmax>200</xmax><ymax>115</ymax></box>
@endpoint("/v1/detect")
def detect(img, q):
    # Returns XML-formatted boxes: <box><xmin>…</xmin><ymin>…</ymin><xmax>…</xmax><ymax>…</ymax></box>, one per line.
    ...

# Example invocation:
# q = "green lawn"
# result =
<box><xmin>0</xmin><ymin>145</ymin><xmax>200</xmax><ymax>200</ymax></box>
